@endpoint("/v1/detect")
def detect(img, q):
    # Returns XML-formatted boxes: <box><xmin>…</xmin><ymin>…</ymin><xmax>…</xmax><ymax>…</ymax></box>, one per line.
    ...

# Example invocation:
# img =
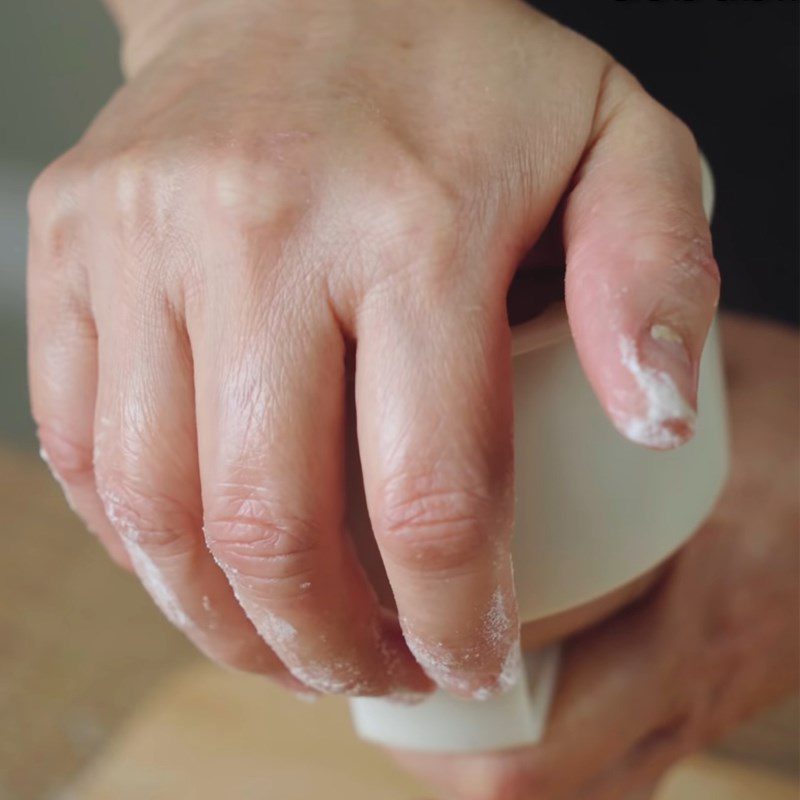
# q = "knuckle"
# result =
<box><xmin>28</xmin><ymin>159</ymin><xmax>84</xmax><ymax>267</ymax></box>
<box><xmin>100</xmin><ymin>146</ymin><xmax>197</xmax><ymax>244</ymax></box>
<box><xmin>625</xmin><ymin>87</ymin><xmax>693</xmax><ymax>146</ymax></box>
<box><xmin>362</xmin><ymin>169</ymin><xmax>464</xmax><ymax>285</ymax></box>
<box><xmin>611</xmin><ymin>97</ymin><xmax>718</xmax><ymax>286</ymax></box>
<box><xmin>204</xmin><ymin>487</ymin><xmax>319</xmax><ymax>594</ymax></box>
<box><xmin>37</xmin><ymin>425</ymin><xmax>93</xmax><ymax>487</ymax></box>
<box><xmin>648</xmin><ymin>223</ymin><xmax>719</xmax><ymax>290</ymax></box>
<box><xmin>375</xmin><ymin>473</ymin><xmax>491</xmax><ymax>573</ymax></box>
<box><xmin>101</xmin><ymin>148</ymin><xmax>168</xmax><ymax>235</ymax></box>
<box><xmin>95</xmin><ymin>147</ymin><xmax>204</xmax><ymax>294</ymax></box>
<box><xmin>692</xmin><ymin>248</ymin><xmax>721</xmax><ymax>290</ymax></box>
<box><xmin>27</xmin><ymin>171</ymin><xmax>53</xmax><ymax>220</ymax></box>
<box><xmin>207</xmin><ymin>149</ymin><xmax>313</xmax><ymax>236</ymax></box>
<box><xmin>621</xmin><ymin>195</ymin><xmax>718</xmax><ymax>289</ymax></box>
<box><xmin>28</xmin><ymin>155</ymin><xmax>77</xmax><ymax>222</ymax></box>
<box><xmin>606</xmin><ymin>60</ymin><xmax>639</xmax><ymax>94</ymax></box>
<box><xmin>625</xmin><ymin>112</ymin><xmax>719</xmax><ymax>286</ymax></box>
<box><xmin>95</xmin><ymin>475</ymin><xmax>193</xmax><ymax>552</ymax></box>
<box><xmin>212</xmin><ymin>157</ymin><xmax>307</xmax><ymax>230</ymax></box>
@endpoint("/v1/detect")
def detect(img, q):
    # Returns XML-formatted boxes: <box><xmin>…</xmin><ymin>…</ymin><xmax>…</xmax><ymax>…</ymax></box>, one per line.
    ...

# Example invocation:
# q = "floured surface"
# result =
<box><xmin>66</xmin><ymin>661</ymin><xmax>798</xmax><ymax>800</ymax></box>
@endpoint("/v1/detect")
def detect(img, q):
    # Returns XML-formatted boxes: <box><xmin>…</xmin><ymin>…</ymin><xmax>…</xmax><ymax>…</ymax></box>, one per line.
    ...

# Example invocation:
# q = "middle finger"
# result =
<box><xmin>195</xmin><ymin>266</ymin><xmax>428</xmax><ymax>697</ymax></box>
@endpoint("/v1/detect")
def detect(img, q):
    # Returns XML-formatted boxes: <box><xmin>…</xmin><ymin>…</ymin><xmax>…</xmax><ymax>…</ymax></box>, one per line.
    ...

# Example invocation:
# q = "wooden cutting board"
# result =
<box><xmin>66</xmin><ymin>661</ymin><xmax>798</xmax><ymax>800</ymax></box>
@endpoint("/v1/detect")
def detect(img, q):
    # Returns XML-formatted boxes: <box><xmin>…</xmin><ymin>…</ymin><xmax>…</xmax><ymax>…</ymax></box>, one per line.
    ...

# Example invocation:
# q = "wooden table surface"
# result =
<box><xmin>1</xmin><ymin>444</ymin><xmax>797</xmax><ymax>799</ymax></box>
<box><xmin>0</xmin><ymin>446</ymin><xmax>193</xmax><ymax>800</ymax></box>
<box><xmin>67</xmin><ymin>662</ymin><xmax>799</xmax><ymax>800</ymax></box>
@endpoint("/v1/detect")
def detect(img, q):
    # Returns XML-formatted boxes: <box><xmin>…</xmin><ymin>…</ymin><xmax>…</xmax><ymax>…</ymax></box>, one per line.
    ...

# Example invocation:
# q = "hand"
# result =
<box><xmin>389</xmin><ymin>313</ymin><xmax>800</xmax><ymax>799</ymax></box>
<box><xmin>28</xmin><ymin>0</ymin><xmax>719</xmax><ymax>697</ymax></box>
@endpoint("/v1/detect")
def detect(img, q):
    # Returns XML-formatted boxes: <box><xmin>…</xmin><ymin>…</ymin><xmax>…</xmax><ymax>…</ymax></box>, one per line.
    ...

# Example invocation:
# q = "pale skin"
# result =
<box><xmin>28</xmin><ymin>0</ymin><xmax>721</xmax><ymax>698</ymax></box>
<box><xmin>391</xmin><ymin>314</ymin><xmax>800</xmax><ymax>799</ymax></box>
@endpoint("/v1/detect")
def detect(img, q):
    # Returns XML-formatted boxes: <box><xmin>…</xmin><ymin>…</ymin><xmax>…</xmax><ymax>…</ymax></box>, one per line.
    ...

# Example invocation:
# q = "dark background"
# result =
<box><xmin>534</xmin><ymin>0</ymin><xmax>799</xmax><ymax>325</ymax></box>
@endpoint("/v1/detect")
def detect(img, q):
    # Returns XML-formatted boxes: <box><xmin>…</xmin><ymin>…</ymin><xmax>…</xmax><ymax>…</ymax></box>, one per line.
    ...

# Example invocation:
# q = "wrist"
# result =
<box><xmin>106</xmin><ymin>0</ymin><xmax>205</xmax><ymax>42</ymax></box>
<box><xmin>107</xmin><ymin>0</ymin><xmax>254</xmax><ymax>78</ymax></box>
<box><xmin>107</xmin><ymin>0</ymin><xmax>345</xmax><ymax>78</ymax></box>
<box><xmin>107</xmin><ymin>0</ymin><xmax>206</xmax><ymax>78</ymax></box>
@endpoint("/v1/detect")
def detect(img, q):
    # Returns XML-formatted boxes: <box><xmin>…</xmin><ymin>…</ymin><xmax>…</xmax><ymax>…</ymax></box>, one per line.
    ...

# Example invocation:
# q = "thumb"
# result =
<box><xmin>564</xmin><ymin>66</ymin><xmax>720</xmax><ymax>450</ymax></box>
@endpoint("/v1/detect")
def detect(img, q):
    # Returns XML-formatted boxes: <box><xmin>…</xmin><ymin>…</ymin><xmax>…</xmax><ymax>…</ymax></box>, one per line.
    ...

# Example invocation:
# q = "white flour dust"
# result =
<box><xmin>98</xmin><ymin>487</ymin><xmax>192</xmax><ymax>631</ymax></box>
<box><xmin>403</xmin><ymin>587</ymin><xmax>520</xmax><ymax>700</ymax></box>
<box><xmin>123</xmin><ymin>539</ymin><xmax>192</xmax><ymax>630</ymax></box>
<box><xmin>614</xmin><ymin>333</ymin><xmax>696</xmax><ymax>449</ymax></box>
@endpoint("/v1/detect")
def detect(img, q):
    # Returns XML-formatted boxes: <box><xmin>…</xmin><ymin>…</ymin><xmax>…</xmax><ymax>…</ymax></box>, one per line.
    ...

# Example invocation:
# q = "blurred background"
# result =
<box><xmin>1</xmin><ymin>3</ymin><xmax>119</xmax><ymax>446</ymax></box>
<box><xmin>0</xmin><ymin>6</ymin><xmax>197</xmax><ymax>799</ymax></box>
<box><xmin>0</xmin><ymin>3</ymin><xmax>797</xmax><ymax>800</ymax></box>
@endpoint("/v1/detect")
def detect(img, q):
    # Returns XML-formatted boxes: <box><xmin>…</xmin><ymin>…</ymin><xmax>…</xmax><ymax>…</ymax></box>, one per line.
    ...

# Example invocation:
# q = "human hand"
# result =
<box><xmin>29</xmin><ymin>0</ymin><xmax>719</xmax><ymax>697</ymax></box>
<box><xmin>389</xmin><ymin>313</ymin><xmax>800</xmax><ymax>798</ymax></box>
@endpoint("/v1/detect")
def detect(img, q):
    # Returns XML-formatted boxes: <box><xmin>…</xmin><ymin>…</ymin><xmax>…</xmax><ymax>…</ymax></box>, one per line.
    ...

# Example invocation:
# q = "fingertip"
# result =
<box><xmin>402</xmin><ymin>590</ymin><xmax>523</xmax><ymax>701</ymax></box>
<box><xmin>378</xmin><ymin>614</ymin><xmax>438</xmax><ymax>699</ymax></box>
<box><xmin>475</xmin><ymin>641</ymin><xmax>524</xmax><ymax>702</ymax></box>
<box><xmin>267</xmin><ymin>608</ymin><xmax>432</xmax><ymax>698</ymax></box>
<box><xmin>608</xmin><ymin>322</ymin><xmax>699</xmax><ymax>451</ymax></box>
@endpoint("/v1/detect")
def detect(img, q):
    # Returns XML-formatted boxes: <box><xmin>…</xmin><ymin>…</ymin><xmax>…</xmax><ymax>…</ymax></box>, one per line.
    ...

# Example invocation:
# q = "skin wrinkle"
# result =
<box><xmin>208</xmin><ymin>524</ymin><xmax>320</xmax><ymax>585</ymax></box>
<box><xmin>210</xmin><ymin>524</ymin><xmax>318</xmax><ymax>610</ymax></box>
<box><xmin>205</xmin><ymin>489</ymin><xmax>322</xmax><ymax>569</ymax></box>
<box><xmin>207</xmin><ymin>501</ymin><xmax>315</xmax><ymax>550</ymax></box>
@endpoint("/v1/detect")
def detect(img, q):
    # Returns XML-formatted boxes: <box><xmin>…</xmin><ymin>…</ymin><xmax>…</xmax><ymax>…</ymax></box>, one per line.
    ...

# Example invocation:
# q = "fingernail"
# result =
<box><xmin>614</xmin><ymin>323</ymin><xmax>697</xmax><ymax>450</ymax></box>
